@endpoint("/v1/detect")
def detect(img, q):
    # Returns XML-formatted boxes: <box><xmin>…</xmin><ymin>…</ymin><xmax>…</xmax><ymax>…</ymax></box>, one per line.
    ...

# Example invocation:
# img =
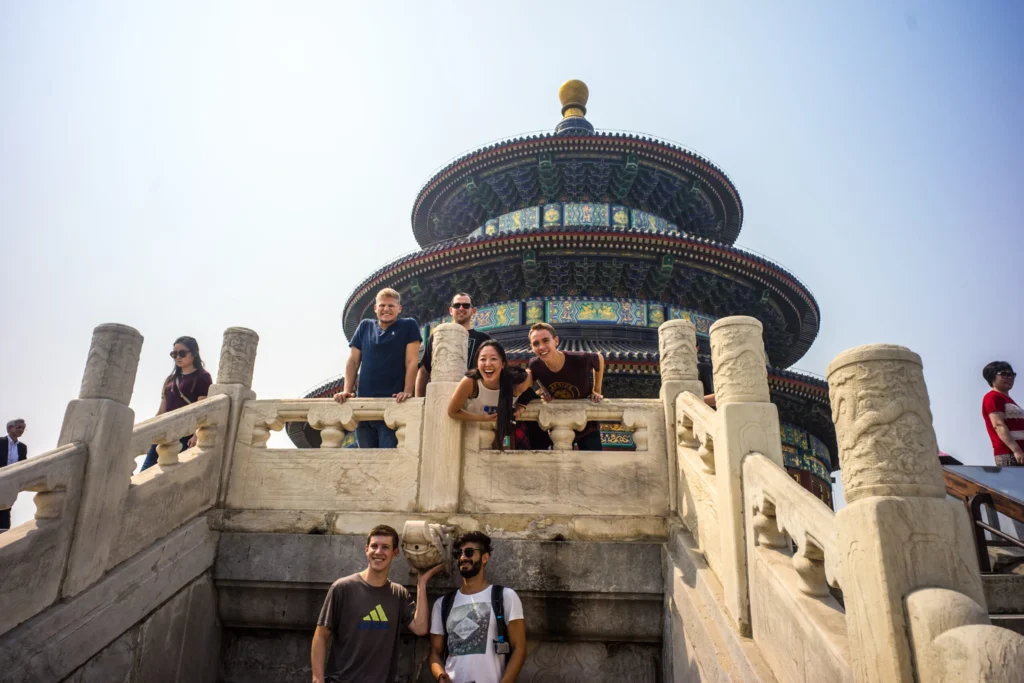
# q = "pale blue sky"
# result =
<box><xmin>1</xmin><ymin>2</ymin><xmax>1022</xmax><ymax>509</ymax></box>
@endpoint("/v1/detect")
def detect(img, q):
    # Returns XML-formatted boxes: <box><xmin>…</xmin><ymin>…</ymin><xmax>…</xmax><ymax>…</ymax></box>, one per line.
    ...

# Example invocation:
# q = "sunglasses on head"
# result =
<box><xmin>170</xmin><ymin>350</ymin><xmax>190</xmax><ymax>359</ymax></box>
<box><xmin>997</xmin><ymin>371</ymin><xmax>1017</xmax><ymax>379</ymax></box>
<box><xmin>452</xmin><ymin>547</ymin><xmax>482</xmax><ymax>559</ymax></box>
<box><xmin>451</xmin><ymin>302</ymin><xmax>473</xmax><ymax>309</ymax></box>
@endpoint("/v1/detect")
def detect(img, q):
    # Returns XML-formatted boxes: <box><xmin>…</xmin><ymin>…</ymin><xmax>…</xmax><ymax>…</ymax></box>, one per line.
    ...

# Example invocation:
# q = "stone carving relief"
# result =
<box><xmin>429</xmin><ymin>323</ymin><xmax>469</xmax><ymax>383</ymax></box>
<box><xmin>307</xmin><ymin>403</ymin><xmax>357</xmax><ymax>449</ymax></box>
<box><xmin>709</xmin><ymin>316</ymin><xmax>770</xmax><ymax>406</ymax></box>
<box><xmin>79</xmin><ymin>323</ymin><xmax>144</xmax><ymax>405</ymax></box>
<box><xmin>827</xmin><ymin>344</ymin><xmax>945</xmax><ymax>502</ymax></box>
<box><xmin>657</xmin><ymin>319</ymin><xmax>698</xmax><ymax>382</ymax></box>
<box><xmin>217</xmin><ymin>327</ymin><xmax>259</xmax><ymax>388</ymax></box>
<box><xmin>400</xmin><ymin>521</ymin><xmax>454</xmax><ymax>574</ymax></box>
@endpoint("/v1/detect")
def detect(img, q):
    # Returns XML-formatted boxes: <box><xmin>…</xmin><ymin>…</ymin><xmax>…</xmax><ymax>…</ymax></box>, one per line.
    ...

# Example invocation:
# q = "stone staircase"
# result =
<box><xmin>2</xmin><ymin>319</ymin><xmax>1023</xmax><ymax>682</ymax></box>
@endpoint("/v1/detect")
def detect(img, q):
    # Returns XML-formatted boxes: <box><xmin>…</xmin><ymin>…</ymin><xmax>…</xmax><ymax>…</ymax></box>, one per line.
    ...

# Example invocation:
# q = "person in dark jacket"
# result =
<box><xmin>1</xmin><ymin>418</ymin><xmax>28</xmax><ymax>530</ymax></box>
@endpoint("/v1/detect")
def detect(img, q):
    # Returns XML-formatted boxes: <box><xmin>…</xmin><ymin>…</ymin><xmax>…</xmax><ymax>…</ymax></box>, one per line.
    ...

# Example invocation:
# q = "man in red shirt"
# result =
<box><xmin>981</xmin><ymin>361</ymin><xmax>1024</xmax><ymax>467</ymax></box>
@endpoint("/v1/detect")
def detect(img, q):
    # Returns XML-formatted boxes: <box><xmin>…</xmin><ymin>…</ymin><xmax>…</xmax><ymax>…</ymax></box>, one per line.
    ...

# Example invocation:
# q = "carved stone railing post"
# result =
<box><xmin>58</xmin><ymin>323</ymin><xmax>143</xmax><ymax>598</ymax></box>
<box><xmin>658</xmin><ymin>320</ymin><xmax>704</xmax><ymax>513</ymax></box>
<box><xmin>307</xmin><ymin>403</ymin><xmax>356</xmax><ymax>449</ymax></box>
<box><xmin>829</xmin><ymin>345</ymin><xmax>989</xmax><ymax>682</ymax></box>
<box><xmin>537</xmin><ymin>403</ymin><xmax>588</xmax><ymax>450</ymax></box>
<box><xmin>905</xmin><ymin>588</ymin><xmax>1024</xmax><ymax>682</ymax></box>
<box><xmin>209</xmin><ymin>327</ymin><xmax>258</xmax><ymax>503</ymax></box>
<box><xmin>418</xmin><ymin>324</ymin><xmax>467</xmax><ymax>511</ymax></box>
<box><xmin>709</xmin><ymin>315</ymin><xmax>783</xmax><ymax>636</ymax></box>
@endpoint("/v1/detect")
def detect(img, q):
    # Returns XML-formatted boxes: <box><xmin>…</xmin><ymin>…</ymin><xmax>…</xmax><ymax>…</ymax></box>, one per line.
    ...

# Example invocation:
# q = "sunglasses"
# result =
<box><xmin>452</xmin><ymin>547</ymin><xmax>483</xmax><ymax>559</ymax></box>
<box><xmin>170</xmin><ymin>350</ymin><xmax>191</xmax><ymax>359</ymax></box>
<box><xmin>997</xmin><ymin>371</ymin><xmax>1017</xmax><ymax>379</ymax></box>
<box><xmin>451</xmin><ymin>303</ymin><xmax>473</xmax><ymax>309</ymax></box>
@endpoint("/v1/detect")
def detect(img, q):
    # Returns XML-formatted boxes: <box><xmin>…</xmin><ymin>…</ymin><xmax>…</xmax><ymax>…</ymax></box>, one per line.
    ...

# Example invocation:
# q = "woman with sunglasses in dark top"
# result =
<box><xmin>140</xmin><ymin>336</ymin><xmax>213</xmax><ymax>471</ymax></box>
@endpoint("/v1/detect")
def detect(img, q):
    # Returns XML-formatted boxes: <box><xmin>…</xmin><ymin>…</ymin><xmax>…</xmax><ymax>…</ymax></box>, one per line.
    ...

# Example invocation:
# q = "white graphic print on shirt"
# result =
<box><xmin>448</xmin><ymin>602</ymin><xmax>490</xmax><ymax>656</ymax></box>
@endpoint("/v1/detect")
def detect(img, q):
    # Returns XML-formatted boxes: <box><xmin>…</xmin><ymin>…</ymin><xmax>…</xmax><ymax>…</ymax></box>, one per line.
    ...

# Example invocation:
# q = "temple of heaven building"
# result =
<box><xmin>289</xmin><ymin>79</ymin><xmax>836</xmax><ymax>507</ymax></box>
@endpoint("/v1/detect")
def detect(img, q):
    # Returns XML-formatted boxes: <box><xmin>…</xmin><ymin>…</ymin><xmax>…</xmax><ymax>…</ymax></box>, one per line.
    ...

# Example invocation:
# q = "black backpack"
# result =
<box><xmin>440</xmin><ymin>585</ymin><xmax>510</xmax><ymax>664</ymax></box>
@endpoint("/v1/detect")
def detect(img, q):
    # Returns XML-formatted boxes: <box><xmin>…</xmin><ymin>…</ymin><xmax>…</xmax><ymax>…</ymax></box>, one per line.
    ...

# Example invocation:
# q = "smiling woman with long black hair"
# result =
<box><xmin>447</xmin><ymin>340</ymin><xmax>533</xmax><ymax>451</ymax></box>
<box><xmin>139</xmin><ymin>336</ymin><xmax>213</xmax><ymax>471</ymax></box>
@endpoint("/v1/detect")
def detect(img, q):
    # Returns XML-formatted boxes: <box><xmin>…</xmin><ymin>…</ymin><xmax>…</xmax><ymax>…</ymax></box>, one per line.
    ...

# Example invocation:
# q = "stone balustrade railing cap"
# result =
<box><xmin>826</xmin><ymin>343</ymin><xmax>922</xmax><ymax>377</ymax></box>
<box><xmin>658</xmin><ymin>319</ymin><xmax>696</xmax><ymax>332</ymax></box>
<box><xmin>217</xmin><ymin>327</ymin><xmax>260</xmax><ymax>388</ymax></box>
<box><xmin>827</xmin><ymin>341</ymin><xmax>944</xmax><ymax>502</ymax></box>
<box><xmin>430</xmin><ymin>323</ymin><xmax>469</xmax><ymax>384</ymax></box>
<box><xmin>658</xmin><ymin>319</ymin><xmax>699</xmax><ymax>383</ymax></box>
<box><xmin>709</xmin><ymin>315</ymin><xmax>763</xmax><ymax>334</ymax></box>
<box><xmin>79</xmin><ymin>323</ymin><xmax>144</xmax><ymax>404</ymax></box>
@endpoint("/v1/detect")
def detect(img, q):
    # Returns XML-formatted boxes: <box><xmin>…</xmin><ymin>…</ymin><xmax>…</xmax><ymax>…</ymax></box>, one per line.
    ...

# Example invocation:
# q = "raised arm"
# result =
<box><xmin>407</xmin><ymin>564</ymin><xmax>444</xmax><ymax>636</ymax></box>
<box><xmin>989</xmin><ymin>412</ymin><xmax>1024</xmax><ymax>464</ymax></box>
<box><xmin>311</xmin><ymin>625</ymin><xmax>331</xmax><ymax>683</ymax></box>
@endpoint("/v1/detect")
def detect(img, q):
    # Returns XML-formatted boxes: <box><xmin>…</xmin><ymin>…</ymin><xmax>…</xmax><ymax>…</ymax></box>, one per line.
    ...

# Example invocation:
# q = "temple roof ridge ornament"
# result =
<box><xmin>410</xmin><ymin>80</ymin><xmax>744</xmax><ymax>247</ymax></box>
<box><xmin>555</xmin><ymin>79</ymin><xmax>595</xmax><ymax>136</ymax></box>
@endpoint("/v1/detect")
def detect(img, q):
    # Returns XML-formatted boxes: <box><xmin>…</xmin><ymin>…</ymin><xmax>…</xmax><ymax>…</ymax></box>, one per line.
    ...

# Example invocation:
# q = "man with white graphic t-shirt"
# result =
<box><xmin>429</xmin><ymin>531</ymin><xmax>526</xmax><ymax>683</ymax></box>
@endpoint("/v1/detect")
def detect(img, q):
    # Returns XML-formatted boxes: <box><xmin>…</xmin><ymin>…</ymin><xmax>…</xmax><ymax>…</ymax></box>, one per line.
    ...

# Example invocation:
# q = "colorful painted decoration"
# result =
<box><xmin>543</xmin><ymin>204</ymin><xmax>562</xmax><ymax>228</ymax></box>
<box><xmin>648</xmin><ymin>304</ymin><xmax>666</xmax><ymax>327</ymax></box>
<box><xmin>632</xmin><ymin>209</ymin><xmax>678</xmax><ymax>234</ymax></box>
<box><xmin>525</xmin><ymin>299</ymin><xmax>544</xmax><ymax>324</ymax></box>
<box><xmin>469</xmin><ymin>203</ymin><xmax>690</xmax><ymax>238</ymax></box>
<box><xmin>547</xmin><ymin>299</ymin><xmax>647</xmax><ymax>326</ymax></box>
<box><xmin>562</xmin><ymin>202</ymin><xmax>610</xmax><ymax>227</ymax></box>
<box><xmin>780</xmin><ymin>424</ymin><xmax>831</xmax><ymax>481</ymax></box>
<box><xmin>667</xmin><ymin>306</ymin><xmax>716</xmax><ymax>336</ymax></box>
<box><xmin>473</xmin><ymin>302</ymin><xmax>521</xmax><ymax>331</ymax></box>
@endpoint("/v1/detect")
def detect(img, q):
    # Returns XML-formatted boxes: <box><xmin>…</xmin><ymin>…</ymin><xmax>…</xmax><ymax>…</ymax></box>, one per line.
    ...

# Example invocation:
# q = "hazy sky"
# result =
<box><xmin>2</xmin><ymin>2</ymin><xmax>1022</xmax><ymax>517</ymax></box>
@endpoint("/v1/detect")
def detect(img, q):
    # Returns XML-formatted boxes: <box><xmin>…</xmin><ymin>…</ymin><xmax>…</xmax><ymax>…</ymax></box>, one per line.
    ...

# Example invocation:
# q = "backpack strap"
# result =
<box><xmin>491</xmin><ymin>584</ymin><xmax>510</xmax><ymax>664</ymax></box>
<box><xmin>440</xmin><ymin>590</ymin><xmax>457</xmax><ymax>662</ymax></box>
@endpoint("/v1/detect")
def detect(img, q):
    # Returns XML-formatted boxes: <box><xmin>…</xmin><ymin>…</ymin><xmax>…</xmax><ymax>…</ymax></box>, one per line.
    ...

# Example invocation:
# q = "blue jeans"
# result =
<box><xmin>140</xmin><ymin>435</ymin><xmax>191</xmax><ymax>471</ymax></box>
<box><xmin>355</xmin><ymin>421</ymin><xmax>398</xmax><ymax>449</ymax></box>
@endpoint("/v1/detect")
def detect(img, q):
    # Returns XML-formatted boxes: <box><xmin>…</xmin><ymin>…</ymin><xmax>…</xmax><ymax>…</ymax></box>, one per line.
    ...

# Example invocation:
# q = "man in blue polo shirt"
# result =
<box><xmin>334</xmin><ymin>288</ymin><xmax>422</xmax><ymax>448</ymax></box>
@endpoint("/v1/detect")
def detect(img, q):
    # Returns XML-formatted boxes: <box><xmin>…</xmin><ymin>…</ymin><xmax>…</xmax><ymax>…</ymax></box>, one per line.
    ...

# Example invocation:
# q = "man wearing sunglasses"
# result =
<box><xmin>982</xmin><ymin>361</ymin><xmax>1024</xmax><ymax>466</ymax></box>
<box><xmin>429</xmin><ymin>532</ymin><xmax>526</xmax><ymax>683</ymax></box>
<box><xmin>416</xmin><ymin>293</ymin><xmax>492</xmax><ymax>397</ymax></box>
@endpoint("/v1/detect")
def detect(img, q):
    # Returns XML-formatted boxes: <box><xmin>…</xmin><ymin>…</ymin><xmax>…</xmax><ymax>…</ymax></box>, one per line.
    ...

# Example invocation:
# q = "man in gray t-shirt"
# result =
<box><xmin>312</xmin><ymin>525</ymin><xmax>443</xmax><ymax>683</ymax></box>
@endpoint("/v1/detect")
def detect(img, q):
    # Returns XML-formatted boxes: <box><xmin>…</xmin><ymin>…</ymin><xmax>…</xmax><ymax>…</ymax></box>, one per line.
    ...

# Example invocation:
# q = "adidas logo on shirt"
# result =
<box><xmin>359</xmin><ymin>604</ymin><xmax>389</xmax><ymax>630</ymax></box>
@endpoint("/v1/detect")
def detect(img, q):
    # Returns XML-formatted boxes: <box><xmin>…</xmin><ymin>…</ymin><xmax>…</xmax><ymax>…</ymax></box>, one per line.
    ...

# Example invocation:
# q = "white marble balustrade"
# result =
<box><xmin>0</xmin><ymin>443</ymin><xmax>88</xmax><ymax>635</ymax></box>
<box><xmin>742</xmin><ymin>452</ymin><xmax>850</xmax><ymax>681</ymax></box>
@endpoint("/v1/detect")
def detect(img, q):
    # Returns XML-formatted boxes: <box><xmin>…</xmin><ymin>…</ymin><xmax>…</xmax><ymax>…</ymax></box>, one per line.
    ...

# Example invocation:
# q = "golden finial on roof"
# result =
<box><xmin>559</xmin><ymin>79</ymin><xmax>589</xmax><ymax>119</ymax></box>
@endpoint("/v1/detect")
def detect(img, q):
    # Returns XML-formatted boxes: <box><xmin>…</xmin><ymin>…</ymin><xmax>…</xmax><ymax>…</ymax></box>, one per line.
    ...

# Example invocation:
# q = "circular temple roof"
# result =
<box><xmin>341</xmin><ymin>227</ymin><xmax>821</xmax><ymax>368</ymax></box>
<box><xmin>411</xmin><ymin>83</ymin><xmax>744</xmax><ymax>248</ymax></box>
